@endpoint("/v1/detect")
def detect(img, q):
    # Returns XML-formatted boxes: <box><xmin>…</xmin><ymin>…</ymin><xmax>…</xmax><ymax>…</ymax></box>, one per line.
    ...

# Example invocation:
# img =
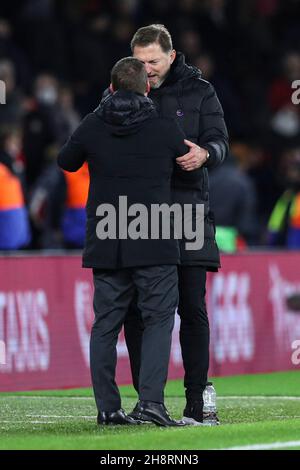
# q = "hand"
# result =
<box><xmin>176</xmin><ymin>139</ymin><xmax>208</xmax><ymax>171</ymax></box>
<box><xmin>29</xmin><ymin>188</ymin><xmax>48</xmax><ymax>228</ymax></box>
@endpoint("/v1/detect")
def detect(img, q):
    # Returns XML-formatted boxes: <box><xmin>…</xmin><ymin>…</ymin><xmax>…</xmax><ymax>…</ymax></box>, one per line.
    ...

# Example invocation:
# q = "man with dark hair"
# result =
<box><xmin>58</xmin><ymin>57</ymin><xmax>190</xmax><ymax>427</ymax></box>
<box><xmin>111</xmin><ymin>57</ymin><xmax>148</xmax><ymax>95</ymax></box>
<box><xmin>125</xmin><ymin>24</ymin><xmax>229</xmax><ymax>426</ymax></box>
<box><xmin>131</xmin><ymin>23</ymin><xmax>173</xmax><ymax>56</ymax></box>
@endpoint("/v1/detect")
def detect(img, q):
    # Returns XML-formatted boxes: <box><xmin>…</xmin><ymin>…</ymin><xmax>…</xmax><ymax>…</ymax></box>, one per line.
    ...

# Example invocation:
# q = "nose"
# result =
<box><xmin>145</xmin><ymin>63</ymin><xmax>152</xmax><ymax>75</ymax></box>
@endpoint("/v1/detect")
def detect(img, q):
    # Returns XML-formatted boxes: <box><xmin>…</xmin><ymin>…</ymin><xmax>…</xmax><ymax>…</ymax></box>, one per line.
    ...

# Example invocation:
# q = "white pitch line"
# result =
<box><xmin>0</xmin><ymin>420</ymin><xmax>57</xmax><ymax>424</ymax></box>
<box><xmin>219</xmin><ymin>396</ymin><xmax>300</xmax><ymax>400</ymax></box>
<box><xmin>26</xmin><ymin>415</ymin><xmax>95</xmax><ymax>419</ymax></box>
<box><xmin>30</xmin><ymin>421</ymin><xmax>57</xmax><ymax>424</ymax></box>
<box><xmin>0</xmin><ymin>396</ymin><xmax>94</xmax><ymax>400</ymax></box>
<box><xmin>2</xmin><ymin>395</ymin><xmax>300</xmax><ymax>400</ymax></box>
<box><xmin>223</xmin><ymin>440</ymin><xmax>300</xmax><ymax>450</ymax></box>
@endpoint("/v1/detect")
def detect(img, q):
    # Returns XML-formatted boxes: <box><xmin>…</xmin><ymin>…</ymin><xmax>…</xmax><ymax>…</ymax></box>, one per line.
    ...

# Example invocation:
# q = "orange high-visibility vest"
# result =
<box><xmin>0</xmin><ymin>163</ymin><xmax>25</xmax><ymax>210</ymax></box>
<box><xmin>64</xmin><ymin>162</ymin><xmax>89</xmax><ymax>208</ymax></box>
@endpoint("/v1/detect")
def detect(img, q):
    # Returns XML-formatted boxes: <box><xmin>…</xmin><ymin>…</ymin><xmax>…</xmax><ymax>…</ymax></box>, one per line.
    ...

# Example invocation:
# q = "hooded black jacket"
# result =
<box><xmin>57</xmin><ymin>90</ymin><xmax>190</xmax><ymax>269</ymax></box>
<box><xmin>148</xmin><ymin>52</ymin><xmax>229</xmax><ymax>269</ymax></box>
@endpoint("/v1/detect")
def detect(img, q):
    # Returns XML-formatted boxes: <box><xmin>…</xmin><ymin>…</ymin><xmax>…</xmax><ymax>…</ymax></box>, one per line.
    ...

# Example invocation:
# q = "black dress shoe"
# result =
<box><xmin>182</xmin><ymin>399</ymin><xmax>220</xmax><ymax>426</ymax></box>
<box><xmin>128</xmin><ymin>402</ymin><xmax>152</xmax><ymax>424</ymax></box>
<box><xmin>130</xmin><ymin>401</ymin><xmax>186</xmax><ymax>427</ymax></box>
<box><xmin>97</xmin><ymin>408</ymin><xmax>140</xmax><ymax>425</ymax></box>
<box><xmin>182</xmin><ymin>400</ymin><xmax>204</xmax><ymax>426</ymax></box>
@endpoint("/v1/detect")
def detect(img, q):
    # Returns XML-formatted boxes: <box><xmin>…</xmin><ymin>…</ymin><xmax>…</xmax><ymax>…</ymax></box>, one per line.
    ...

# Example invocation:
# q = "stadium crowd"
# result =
<box><xmin>0</xmin><ymin>0</ymin><xmax>300</xmax><ymax>251</ymax></box>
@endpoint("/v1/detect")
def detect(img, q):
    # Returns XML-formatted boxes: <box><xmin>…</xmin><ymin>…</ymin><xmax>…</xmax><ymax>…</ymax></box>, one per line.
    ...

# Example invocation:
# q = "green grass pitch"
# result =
<box><xmin>1</xmin><ymin>371</ymin><xmax>300</xmax><ymax>450</ymax></box>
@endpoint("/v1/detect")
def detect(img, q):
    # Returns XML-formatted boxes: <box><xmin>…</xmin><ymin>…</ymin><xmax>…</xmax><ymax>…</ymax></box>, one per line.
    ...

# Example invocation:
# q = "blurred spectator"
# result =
<box><xmin>27</xmin><ymin>81</ymin><xmax>81</xmax><ymax>248</ymax></box>
<box><xmin>178</xmin><ymin>29</ymin><xmax>202</xmax><ymax>63</ymax></box>
<box><xmin>194</xmin><ymin>53</ymin><xmax>245</xmax><ymax>138</ymax></box>
<box><xmin>61</xmin><ymin>163</ymin><xmax>89</xmax><ymax>248</ymax></box>
<box><xmin>55</xmin><ymin>85</ymin><xmax>81</xmax><ymax>144</ymax></box>
<box><xmin>112</xmin><ymin>0</ymin><xmax>138</xmax><ymax>19</ymax></box>
<box><xmin>18</xmin><ymin>0</ymin><xmax>68</xmax><ymax>78</ymax></box>
<box><xmin>0</xmin><ymin>126</ymin><xmax>31</xmax><ymax>250</ymax></box>
<box><xmin>268</xmin><ymin>146</ymin><xmax>300</xmax><ymax>248</ymax></box>
<box><xmin>268</xmin><ymin>51</ymin><xmax>300</xmax><ymax>139</ymax></box>
<box><xmin>106</xmin><ymin>18</ymin><xmax>135</xmax><ymax>70</ymax></box>
<box><xmin>70</xmin><ymin>15</ymin><xmax>111</xmax><ymax>92</ymax></box>
<box><xmin>209</xmin><ymin>153</ymin><xmax>258</xmax><ymax>252</ymax></box>
<box><xmin>29</xmin><ymin>158</ymin><xmax>88</xmax><ymax>249</ymax></box>
<box><xmin>23</xmin><ymin>74</ymin><xmax>78</xmax><ymax>188</ymax></box>
<box><xmin>197</xmin><ymin>0</ymin><xmax>234</xmax><ymax>69</ymax></box>
<box><xmin>0</xmin><ymin>18</ymin><xmax>31</xmax><ymax>90</ymax></box>
<box><xmin>28</xmin><ymin>161</ymin><xmax>64</xmax><ymax>249</ymax></box>
<box><xmin>0</xmin><ymin>59</ymin><xmax>24</xmax><ymax>125</ymax></box>
<box><xmin>231</xmin><ymin>140</ymin><xmax>279</xmax><ymax>231</ymax></box>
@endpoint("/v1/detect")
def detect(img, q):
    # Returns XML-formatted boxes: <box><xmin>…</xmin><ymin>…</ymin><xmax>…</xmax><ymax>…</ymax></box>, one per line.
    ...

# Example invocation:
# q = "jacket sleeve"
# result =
<box><xmin>198</xmin><ymin>82</ymin><xmax>229</xmax><ymax>168</ymax></box>
<box><xmin>57</xmin><ymin>116</ymin><xmax>89</xmax><ymax>172</ymax></box>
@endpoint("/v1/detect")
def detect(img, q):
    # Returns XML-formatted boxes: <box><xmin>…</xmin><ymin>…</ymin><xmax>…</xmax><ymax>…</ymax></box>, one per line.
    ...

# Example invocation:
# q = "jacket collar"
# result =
<box><xmin>159</xmin><ymin>51</ymin><xmax>202</xmax><ymax>89</ymax></box>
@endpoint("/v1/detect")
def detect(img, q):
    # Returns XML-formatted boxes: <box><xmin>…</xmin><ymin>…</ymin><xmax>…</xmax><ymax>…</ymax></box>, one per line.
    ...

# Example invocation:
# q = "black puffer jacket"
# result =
<box><xmin>149</xmin><ymin>52</ymin><xmax>229</xmax><ymax>269</ymax></box>
<box><xmin>58</xmin><ymin>90</ymin><xmax>189</xmax><ymax>269</ymax></box>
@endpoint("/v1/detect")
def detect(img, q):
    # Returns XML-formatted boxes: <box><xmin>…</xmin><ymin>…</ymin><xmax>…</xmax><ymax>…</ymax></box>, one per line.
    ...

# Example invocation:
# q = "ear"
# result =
<box><xmin>146</xmin><ymin>80</ymin><xmax>151</xmax><ymax>94</ymax></box>
<box><xmin>170</xmin><ymin>49</ymin><xmax>176</xmax><ymax>64</ymax></box>
<box><xmin>109</xmin><ymin>83</ymin><xmax>114</xmax><ymax>93</ymax></box>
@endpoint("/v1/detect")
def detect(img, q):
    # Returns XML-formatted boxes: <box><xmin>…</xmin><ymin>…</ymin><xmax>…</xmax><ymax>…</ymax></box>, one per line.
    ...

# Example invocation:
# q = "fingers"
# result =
<box><xmin>182</xmin><ymin>163</ymin><xmax>199</xmax><ymax>171</ymax></box>
<box><xmin>176</xmin><ymin>153</ymin><xmax>194</xmax><ymax>163</ymax></box>
<box><xmin>176</xmin><ymin>140</ymin><xmax>198</xmax><ymax>162</ymax></box>
<box><xmin>176</xmin><ymin>142</ymin><xmax>207</xmax><ymax>171</ymax></box>
<box><xmin>184</xmin><ymin>139</ymin><xmax>197</xmax><ymax>148</ymax></box>
<box><xmin>177</xmin><ymin>155</ymin><xmax>204</xmax><ymax>171</ymax></box>
<box><xmin>179</xmin><ymin>162</ymin><xmax>201</xmax><ymax>171</ymax></box>
<box><xmin>176</xmin><ymin>142</ymin><xmax>205</xmax><ymax>170</ymax></box>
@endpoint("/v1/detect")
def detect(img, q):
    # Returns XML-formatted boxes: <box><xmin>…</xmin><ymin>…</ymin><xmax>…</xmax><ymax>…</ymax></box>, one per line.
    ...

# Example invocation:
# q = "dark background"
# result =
<box><xmin>1</xmin><ymin>0</ymin><xmax>300</xmax><ymax>249</ymax></box>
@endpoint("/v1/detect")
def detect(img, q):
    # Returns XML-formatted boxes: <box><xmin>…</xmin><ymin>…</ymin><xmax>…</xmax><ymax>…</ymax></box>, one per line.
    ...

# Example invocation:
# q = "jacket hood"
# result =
<box><xmin>94</xmin><ymin>90</ymin><xmax>157</xmax><ymax>136</ymax></box>
<box><xmin>161</xmin><ymin>52</ymin><xmax>202</xmax><ymax>88</ymax></box>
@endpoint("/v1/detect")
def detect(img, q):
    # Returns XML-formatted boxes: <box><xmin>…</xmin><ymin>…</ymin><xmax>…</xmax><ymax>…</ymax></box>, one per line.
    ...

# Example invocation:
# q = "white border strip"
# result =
<box><xmin>223</xmin><ymin>440</ymin><xmax>300</xmax><ymax>450</ymax></box>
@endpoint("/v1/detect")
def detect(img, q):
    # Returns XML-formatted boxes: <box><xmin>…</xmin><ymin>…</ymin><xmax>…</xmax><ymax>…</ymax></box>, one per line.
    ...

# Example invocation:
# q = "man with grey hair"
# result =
<box><xmin>125</xmin><ymin>24</ymin><xmax>228</xmax><ymax>426</ymax></box>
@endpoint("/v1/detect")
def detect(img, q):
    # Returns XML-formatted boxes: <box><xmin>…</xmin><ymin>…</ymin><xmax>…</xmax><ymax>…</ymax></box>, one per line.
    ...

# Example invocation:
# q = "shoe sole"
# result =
<box><xmin>203</xmin><ymin>419</ymin><xmax>220</xmax><ymax>426</ymax></box>
<box><xmin>98</xmin><ymin>422</ymin><xmax>140</xmax><ymax>426</ymax></box>
<box><xmin>128</xmin><ymin>416</ymin><xmax>153</xmax><ymax>424</ymax></box>
<box><xmin>182</xmin><ymin>416</ymin><xmax>205</xmax><ymax>426</ymax></box>
<box><xmin>182</xmin><ymin>416</ymin><xmax>220</xmax><ymax>426</ymax></box>
<box><xmin>151</xmin><ymin>418</ymin><xmax>185</xmax><ymax>427</ymax></box>
<box><xmin>139</xmin><ymin>414</ymin><xmax>184</xmax><ymax>427</ymax></box>
<box><xmin>134</xmin><ymin>419</ymin><xmax>153</xmax><ymax>424</ymax></box>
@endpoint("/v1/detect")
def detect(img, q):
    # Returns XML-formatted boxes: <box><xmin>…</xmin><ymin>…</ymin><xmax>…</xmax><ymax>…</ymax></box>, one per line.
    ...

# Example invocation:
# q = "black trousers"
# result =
<box><xmin>90</xmin><ymin>265</ymin><xmax>178</xmax><ymax>412</ymax></box>
<box><xmin>124</xmin><ymin>266</ymin><xmax>209</xmax><ymax>401</ymax></box>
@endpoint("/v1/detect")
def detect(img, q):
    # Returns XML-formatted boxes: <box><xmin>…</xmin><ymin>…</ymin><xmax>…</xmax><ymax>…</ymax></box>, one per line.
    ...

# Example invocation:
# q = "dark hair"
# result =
<box><xmin>111</xmin><ymin>57</ymin><xmax>148</xmax><ymax>95</ymax></box>
<box><xmin>130</xmin><ymin>24</ymin><xmax>173</xmax><ymax>53</ymax></box>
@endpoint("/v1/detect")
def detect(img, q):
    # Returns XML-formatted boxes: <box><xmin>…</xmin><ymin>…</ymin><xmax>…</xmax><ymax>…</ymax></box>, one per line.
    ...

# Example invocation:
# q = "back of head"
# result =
<box><xmin>130</xmin><ymin>24</ymin><xmax>173</xmax><ymax>53</ymax></box>
<box><xmin>111</xmin><ymin>57</ymin><xmax>148</xmax><ymax>95</ymax></box>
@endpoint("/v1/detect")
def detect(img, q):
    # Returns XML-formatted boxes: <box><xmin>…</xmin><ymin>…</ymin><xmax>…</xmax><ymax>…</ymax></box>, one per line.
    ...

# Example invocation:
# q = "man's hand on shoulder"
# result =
<box><xmin>176</xmin><ymin>139</ymin><xmax>209</xmax><ymax>171</ymax></box>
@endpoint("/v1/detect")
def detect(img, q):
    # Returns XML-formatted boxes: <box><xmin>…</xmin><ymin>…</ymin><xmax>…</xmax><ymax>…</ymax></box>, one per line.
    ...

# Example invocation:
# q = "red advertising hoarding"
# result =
<box><xmin>0</xmin><ymin>252</ymin><xmax>300</xmax><ymax>391</ymax></box>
